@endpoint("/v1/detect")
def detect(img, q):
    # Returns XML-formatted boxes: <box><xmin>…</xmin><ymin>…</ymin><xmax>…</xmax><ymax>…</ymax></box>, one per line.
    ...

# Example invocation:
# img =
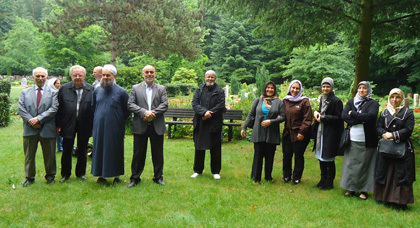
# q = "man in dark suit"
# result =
<box><xmin>56</xmin><ymin>65</ymin><xmax>94</xmax><ymax>183</ymax></box>
<box><xmin>18</xmin><ymin>67</ymin><xmax>58</xmax><ymax>186</ymax></box>
<box><xmin>128</xmin><ymin>65</ymin><xmax>168</xmax><ymax>187</ymax></box>
<box><xmin>191</xmin><ymin>70</ymin><xmax>225</xmax><ymax>180</ymax></box>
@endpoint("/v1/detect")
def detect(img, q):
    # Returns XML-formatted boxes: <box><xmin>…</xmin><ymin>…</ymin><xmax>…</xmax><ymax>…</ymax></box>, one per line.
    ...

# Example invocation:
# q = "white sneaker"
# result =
<box><xmin>213</xmin><ymin>174</ymin><xmax>221</xmax><ymax>180</ymax></box>
<box><xmin>190</xmin><ymin>173</ymin><xmax>200</xmax><ymax>178</ymax></box>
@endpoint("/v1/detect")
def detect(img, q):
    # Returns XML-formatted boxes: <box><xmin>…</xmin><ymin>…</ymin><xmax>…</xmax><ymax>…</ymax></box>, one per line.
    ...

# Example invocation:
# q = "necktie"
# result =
<box><xmin>37</xmin><ymin>87</ymin><xmax>42</xmax><ymax>111</ymax></box>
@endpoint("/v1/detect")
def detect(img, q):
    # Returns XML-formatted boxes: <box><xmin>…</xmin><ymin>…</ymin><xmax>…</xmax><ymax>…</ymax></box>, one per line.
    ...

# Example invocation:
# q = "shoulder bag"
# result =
<box><xmin>338</xmin><ymin>125</ymin><xmax>350</xmax><ymax>154</ymax></box>
<box><xmin>378</xmin><ymin>138</ymin><xmax>406</xmax><ymax>158</ymax></box>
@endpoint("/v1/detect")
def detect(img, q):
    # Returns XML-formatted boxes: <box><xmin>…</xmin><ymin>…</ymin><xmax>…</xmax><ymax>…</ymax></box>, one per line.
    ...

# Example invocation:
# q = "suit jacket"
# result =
<box><xmin>56</xmin><ymin>81</ymin><xmax>94</xmax><ymax>138</ymax></box>
<box><xmin>242</xmin><ymin>97</ymin><xmax>286</xmax><ymax>145</ymax></box>
<box><xmin>128</xmin><ymin>82</ymin><xmax>168</xmax><ymax>135</ymax></box>
<box><xmin>18</xmin><ymin>85</ymin><xmax>58</xmax><ymax>138</ymax></box>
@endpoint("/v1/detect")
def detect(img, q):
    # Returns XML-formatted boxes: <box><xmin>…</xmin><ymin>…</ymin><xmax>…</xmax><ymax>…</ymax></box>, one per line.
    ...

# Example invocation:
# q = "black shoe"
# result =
<box><xmin>154</xmin><ymin>179</ymin><xmax>165</xmax><ymax>186</ymax></box>
<box><xmin>128</xmin><ymin>180</ymin><xmax>140</xmax><ymax>188</ymax></box>
<box><xmin>59</xmin><ymin>176</ymin><xmax>70</xmax><ymax>183</ymax></box>
<box><xmin>292</xmin><ymin>179</ymin><xmax>300</xmax><ymax>185</ymax></box>
<box><xmin>320</xmin><ymin>184</ymin><xmax>333</xmax><ymax>190</ymax></box>
<box><xmin>113</xmin><ymin>178</ymin><xmax>122</xmax><ymax>185</ymax></box>
<box><xmin>77</xmin><ymin>175</ymin><xmax>87</xmax><ymax>181</ymax></box>
<box><xmin>47</xmin><ymin>179</ymin><xmax>55</xmax><ymax>184</ymax></box>
<box><xmin>96</xmin><ymin>177</ymin><xmax>107</xmax><ymax>184</ymax></box>
<box><xmin>281</xmin><ymin>177</ymin><xmax>291</xmax><ymax>183</ymax></box>
<box><xmin>23</xmin><ymin>179</ymin><xmax>34</xmax><ymax>187</ymax></box>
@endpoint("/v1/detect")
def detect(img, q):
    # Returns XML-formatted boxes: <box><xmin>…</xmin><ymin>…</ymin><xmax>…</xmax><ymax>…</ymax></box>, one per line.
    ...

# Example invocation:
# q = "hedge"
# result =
<box><xmin>0</xmin><ymin>78</ymin><xmax>11</xmax><ymax>96</ymax></box>
<box><xmin>0</xmin><ymin>93</ymin><xmax>10</xmax><ymax>127</ymax></box>
<box><xmin>164</xmin><ymin>83</ymin><xmax>196</xmax><ymax>97</ymax></box>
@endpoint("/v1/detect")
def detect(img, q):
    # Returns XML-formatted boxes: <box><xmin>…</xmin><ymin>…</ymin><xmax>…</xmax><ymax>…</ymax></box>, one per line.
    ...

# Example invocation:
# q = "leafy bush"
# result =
<box><xmin>171</xmin><ymin>68</ymin><xmax>197</xmax><ymax>84</ymax></box>
<box><xmin>230</xmin><ymin>76</ymin><xmax>241</xmax><ymax>95</ymax></box>
<box><xmin>165</xmin><ymin>83</ymin><xmax>196</xmax><ymax>97</ymax></box>
<box><xmin>0</xmin><ymin>93</ymin><xmax>11</xmax><ymax>127</ymax></box>
<box><xmin>0</xmin><ymin>78</ymin><xmax>11</xmax><ymax>96</ymax></box>
<box><xmin>116</xmin><ymin>67</ymin><xmax>143</xmax><ymax>91</ymax></box>
<box><xmin>399</xmin><ymin>85</ymin><xmax>413</xmax><ymax>96</ymax></box>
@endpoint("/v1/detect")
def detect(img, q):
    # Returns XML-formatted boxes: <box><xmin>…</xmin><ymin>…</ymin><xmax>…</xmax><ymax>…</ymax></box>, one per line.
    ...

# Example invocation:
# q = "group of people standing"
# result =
<box><xmin>242</xmin><ymin>78</ymin><xmax>415</xmax><ymax>210</ymax></box>
<box><xmin>18</xmin><ymin>66</ymin><xmax>415</xmax><ymax>210</ymax></box>
<box><xmin>18</xmin><ymin>65</ymin><xmax>224</xmax><ymax>188</ymax></box>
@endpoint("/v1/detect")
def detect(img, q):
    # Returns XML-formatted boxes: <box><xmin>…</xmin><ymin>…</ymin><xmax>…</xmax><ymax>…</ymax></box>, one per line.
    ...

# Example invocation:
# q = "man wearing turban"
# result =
<box><xmin>91</xmin><ymin>64</ymin><xmax>130</xmax><ymax>184</ymax></box>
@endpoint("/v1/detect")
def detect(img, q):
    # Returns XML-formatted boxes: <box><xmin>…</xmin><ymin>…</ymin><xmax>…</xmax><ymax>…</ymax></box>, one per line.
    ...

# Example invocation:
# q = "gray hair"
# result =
<box><xmin>32</xmin><ymin>67</ymin><xmax>48</xmax><ymax>77</ymax></box>
<box><xmin>69</xmin><ymin>65</ymin><xmax>87</xmax><ymax>77</ymax></box>
<box><xmin>103</xmin><ymin>64</ymin><xmax>117</xmax><ymax>76</ymax></box>
<box><xmin>205</xmin><ymin>70</ymin><xmax>216</xmax><ymax>77</ymax></box>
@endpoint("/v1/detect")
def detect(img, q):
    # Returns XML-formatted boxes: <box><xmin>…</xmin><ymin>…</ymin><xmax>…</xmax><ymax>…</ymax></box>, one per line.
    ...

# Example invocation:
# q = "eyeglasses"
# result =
<box><xmin>144</xmin><ymin>71</ymin><xmax>155</xmax><ymax>74</ymax></box>
<box><xmin>72</xmin><ymin>74</ymin><xmax>84</xmax><ymax>78</ymax></box>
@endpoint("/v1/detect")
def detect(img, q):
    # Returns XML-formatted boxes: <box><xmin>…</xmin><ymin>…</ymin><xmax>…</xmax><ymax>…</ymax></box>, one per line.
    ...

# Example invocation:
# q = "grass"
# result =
<box><xmin>1</xmin><ymin>118</ymin><xmax>419</xmax><ymax>227</ymax></box>
<box><xmin>1</xmin><ymin>87</ymin><xmax>419</xmax><ymax>227</ymax></box>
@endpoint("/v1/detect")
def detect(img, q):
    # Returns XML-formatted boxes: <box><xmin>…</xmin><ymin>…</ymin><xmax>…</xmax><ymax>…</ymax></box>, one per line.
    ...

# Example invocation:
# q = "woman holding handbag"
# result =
<box><xmin>375</xmin><ymin>88</ymin><xmax>415</xmax><ymax>210</ymax></box>
<box><xmin>340</xmin><ymin>81</ymin><xmax>379</xmax><ymax>200</ymax></box>
<box><xmin>241</xmin><ymin>81</ymin><xmax>286</xmax><ymax>184</ymax></box>
<box><xmin>312</xmin><ymin>77</ymin><xmax>344</xmax><ymax>190</ymax></box>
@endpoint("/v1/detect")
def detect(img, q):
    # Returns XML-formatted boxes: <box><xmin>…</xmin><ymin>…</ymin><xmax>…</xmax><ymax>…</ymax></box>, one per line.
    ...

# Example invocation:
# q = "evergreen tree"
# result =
<box><xmin>255</xmin><ymin>65</ymin><xmax>270</xmax><ymax>95</ymax></box>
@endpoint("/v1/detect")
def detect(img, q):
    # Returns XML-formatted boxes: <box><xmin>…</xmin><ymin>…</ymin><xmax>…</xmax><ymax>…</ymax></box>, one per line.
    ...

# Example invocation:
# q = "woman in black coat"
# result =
<box><xmin>312</xmin><ymin>77</ymin><xmax>343</xmax><ymax>190</ymax></box>
<box><xmin>340</xmin><ymin>81</ymin><xmax>379</xmax><ymax>200</ymax></box>
<box><xmin>241</xmin><ymin>81</ymin><xmax>286</xmax><ymax>184</ymax></box>
<box><xmin>375</xmin><ymin>88</ymin><xmax>415</xmax><ymax>210</ymax></box>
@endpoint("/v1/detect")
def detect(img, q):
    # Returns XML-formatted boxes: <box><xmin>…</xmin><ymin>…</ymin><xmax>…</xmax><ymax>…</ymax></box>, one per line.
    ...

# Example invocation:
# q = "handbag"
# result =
<box><xmin>338</xmin><ymin>125</ymin><xmax>350</xmax><ymax>153</ymax></box>
<box><xmin>378</xmin><ymin>138</ymin><xmax>406</xmax><ymax>158</ymax></box>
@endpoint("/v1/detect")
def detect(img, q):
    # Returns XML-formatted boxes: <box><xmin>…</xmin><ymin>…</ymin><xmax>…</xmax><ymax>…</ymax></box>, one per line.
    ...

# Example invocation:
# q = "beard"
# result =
<box><xmin>100</xmin><ymin>79</ymin><xmax>115</xmax><ymax>90</ymax></box>
<box><xmin>205</xmin><ymin>81</ymin><xmax>214</xmax><ymax>87</ymax></box>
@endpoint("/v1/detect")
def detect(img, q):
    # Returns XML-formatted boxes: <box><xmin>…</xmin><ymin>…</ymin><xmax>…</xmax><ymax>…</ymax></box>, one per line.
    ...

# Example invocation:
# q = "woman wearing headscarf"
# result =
<box><xmin>312</xmin><ymin>77</ymin><xmax>344</xmax><ymax>190</ymax></box>
<box><xmin>49</xmin><ymin>77</ymin><xmax>63</xmax><ymax>153</ymax></box>
<box><xmin>282</xmin><ymin>80</ymin><xmax>312</xmax><ymax>184</ymax></box>
<box><xmin>241</xmin><ymin>81</ymin><xmax>286</xmax><ymax>184</ymax></box>
<box><xmin>340</xmin><ymin>81</ymin><xmax>379</xmax><ymax>200</ymax></box>
<box><xmin>375</xmin><ymin>88</ymin><xmax>415</xmax><ymax>210</ymax></box>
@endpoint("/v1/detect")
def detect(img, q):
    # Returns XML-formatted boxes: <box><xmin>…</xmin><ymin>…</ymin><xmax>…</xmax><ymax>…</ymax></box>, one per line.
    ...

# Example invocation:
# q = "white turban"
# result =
<box><xmin>103</xmin><ymin>64</ymin><xmax>117</xmax><ymax>76</ymax></box>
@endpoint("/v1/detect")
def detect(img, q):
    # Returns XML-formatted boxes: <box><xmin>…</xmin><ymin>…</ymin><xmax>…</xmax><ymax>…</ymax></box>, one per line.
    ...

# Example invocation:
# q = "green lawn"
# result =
<box><xmin>1</xmin><ymin>87</ymin><xmax>419</xmax><ymax>227</ymax></box>
<box><xmin>0</xmin><ymin>117</ymin><xmax>419</xmax><ymax>227</ymax></box>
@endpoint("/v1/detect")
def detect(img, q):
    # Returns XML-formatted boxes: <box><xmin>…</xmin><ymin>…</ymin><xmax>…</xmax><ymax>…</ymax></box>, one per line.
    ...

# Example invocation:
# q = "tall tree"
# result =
<box><xmin>0</xmin><ymin>17</ymin><xmax>48</xmax><ymax>75</ymax></box>
<box><xmin>207</xmin><ymin>0</ymin><xmax>420</xmax><ymax>95</ymax></box>
<box><xmin>41</xmin><ymin>25</ymin><xmax>108</xmax><ymax>76</ymax></box>
<box><xmin>45</xmin><ymin>0</ymin><xmax>204</xmax><ymax>65</ymax></box>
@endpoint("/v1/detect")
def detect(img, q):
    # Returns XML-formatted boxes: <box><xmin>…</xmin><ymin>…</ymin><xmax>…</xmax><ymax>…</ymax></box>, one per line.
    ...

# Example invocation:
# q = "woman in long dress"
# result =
<box><xmin>340</xmin><ymin>81</ymin><xmax>379</xmax><ymax>200</ymax></box>
<box><xmin>375</xmin><ymin>88</ymin><xmax>415</xmax><ymax>210</ymax></box>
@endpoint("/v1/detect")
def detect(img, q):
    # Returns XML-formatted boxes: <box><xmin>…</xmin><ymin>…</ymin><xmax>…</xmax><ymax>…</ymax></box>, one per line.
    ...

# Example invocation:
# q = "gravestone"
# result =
<box><xmin>414</xmin><ymin>94</ymin><xmax>419</xmax><ymax>107</ymax></box>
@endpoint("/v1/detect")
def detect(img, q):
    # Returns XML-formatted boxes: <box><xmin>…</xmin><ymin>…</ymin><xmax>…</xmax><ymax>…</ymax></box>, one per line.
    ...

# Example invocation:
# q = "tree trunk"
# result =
<box><xmin>352</xmin><ymin>0</ymin><xmax>373</xmax><ymax>96</ymax></box>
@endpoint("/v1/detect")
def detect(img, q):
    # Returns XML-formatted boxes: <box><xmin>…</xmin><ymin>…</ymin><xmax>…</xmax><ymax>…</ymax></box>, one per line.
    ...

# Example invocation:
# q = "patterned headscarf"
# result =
<box><xmin>353</xmin><ymin>81</ymin><xmax>372</xmax><ymax>110</ymax></box>
<box><xmin>387</xmin><ymin>88</ymin><xmax>405</xmax><ymax>116</ymax></box>
<box><xmin>283</xmin><ymin>80</ymin><xmax>309</xmax><ymax>102</ymax></box>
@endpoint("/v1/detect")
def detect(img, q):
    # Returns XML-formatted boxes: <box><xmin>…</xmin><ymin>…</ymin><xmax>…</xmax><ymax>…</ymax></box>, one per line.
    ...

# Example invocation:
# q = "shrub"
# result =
<box><xmin>230</xmin><ymin>76</ymin><xmax>241</xmax><ymax>95</ymax></box>
<box><xmin>171</xmin><ymin>68</ymin><xmax>197</xmax><ymax>84</ymax></box>
<box><xmin>0</xmin><ymin>93</ymin><xmax>11</xmax><ymax>127</ymax></box>
<box><xmin>164</xmin><ymin>83</ymin><xmax>196</xmax><ymax>97</ymax></box>
<box><xmin>0</xmin><ymin>78</ymin><xmax>11</xmax><ymax>96</ymax></box>
<box><xmin>116</xmin><ymin>67</ymin><xmax>143</xmax><ymax>91</ymax></box>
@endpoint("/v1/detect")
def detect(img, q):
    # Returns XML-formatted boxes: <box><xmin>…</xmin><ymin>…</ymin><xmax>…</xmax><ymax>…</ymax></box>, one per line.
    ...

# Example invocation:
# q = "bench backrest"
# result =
<box><xmin>164</xmin><ymin>108</ymin><xmax>242</xmax><ymax>120</ymax></box>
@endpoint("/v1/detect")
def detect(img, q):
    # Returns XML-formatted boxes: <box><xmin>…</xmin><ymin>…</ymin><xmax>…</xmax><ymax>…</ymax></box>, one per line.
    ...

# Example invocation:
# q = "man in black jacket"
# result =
<box><xmin>191</xmin><ymin>70</ymin><xmax>225</xmax><ymax>180</ymax></box>
<box><xmin>56</xmin><ymin>65</ymin><xmax>94</xmax><ymax>182</ymax></box>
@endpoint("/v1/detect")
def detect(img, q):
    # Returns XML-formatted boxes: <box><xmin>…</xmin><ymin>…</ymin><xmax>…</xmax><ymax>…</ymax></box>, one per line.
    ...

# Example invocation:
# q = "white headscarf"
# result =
<box><xmin>387</xmin><ymin>88</ymin><xmax>405</xmax><ymax>116</ymax></box>
<box><xmin>283</xmin><ymin>80</ymin><xmax>310</xmax><ymax>102</ymax></box>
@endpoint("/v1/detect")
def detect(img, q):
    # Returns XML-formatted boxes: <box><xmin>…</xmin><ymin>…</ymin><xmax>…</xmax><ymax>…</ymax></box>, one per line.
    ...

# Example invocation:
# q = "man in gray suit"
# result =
<box><xmin>128</xmin><ymin>65</ymin><xmax>168</xmax><ymax>187</ymax></box>
<box><xmin>18</xmin><ymin>67</ymin><xmax>58</xmax><ymax>187</ymax></box>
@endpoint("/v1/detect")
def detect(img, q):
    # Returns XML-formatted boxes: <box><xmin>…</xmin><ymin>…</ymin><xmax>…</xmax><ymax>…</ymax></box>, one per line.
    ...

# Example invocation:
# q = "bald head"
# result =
<box><xmin>93</xmin><ymin>66</ymin><xmax>103</xmax><ymax>81</ymax></box>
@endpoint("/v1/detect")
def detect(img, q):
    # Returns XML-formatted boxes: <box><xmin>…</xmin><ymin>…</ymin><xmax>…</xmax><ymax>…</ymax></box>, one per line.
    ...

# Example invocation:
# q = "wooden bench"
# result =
<box><xmin>164</xmin><ymin>108</ymin><xmax>242</xmax><ymax>141</ymax></box>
